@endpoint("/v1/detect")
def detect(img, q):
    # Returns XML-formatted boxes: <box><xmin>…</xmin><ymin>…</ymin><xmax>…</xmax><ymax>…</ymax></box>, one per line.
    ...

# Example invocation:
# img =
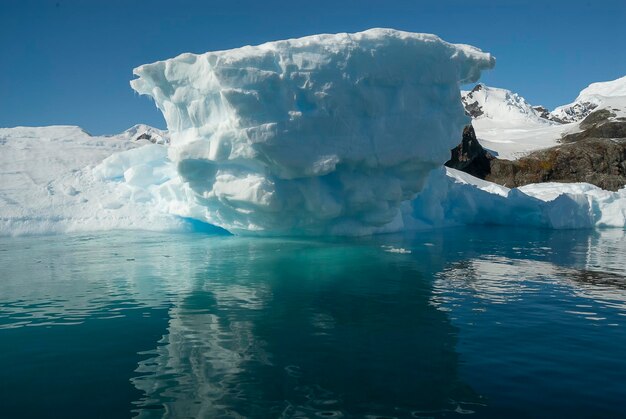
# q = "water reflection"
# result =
<box><xmin>430</xmin><ymin>228</ymin><xmax>626</xmax><ymax>318</ymax></box>
<box><xmin>131</xmin><ymin>240</ymin><xmax>479</xmax><ymax>417</ymax></box>
<box><xmin>427</xmin><ymin>229</ymin><xmax>626</xmax><ymax>418</ymax></box>
<box><xmin>0</xmin><ymin>227</ymin><xmax>624</xmax><ymax>418</ymax></box>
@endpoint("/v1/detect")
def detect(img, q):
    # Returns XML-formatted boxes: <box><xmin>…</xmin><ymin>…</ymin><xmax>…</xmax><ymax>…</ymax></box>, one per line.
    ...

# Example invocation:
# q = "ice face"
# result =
<box><xmin>408</xmin><ymin>168</ymin><xmax>626</xmax><ymax>230</ymax></box>
<box><xmin>131</xmin><ymin>28</ymin><xmax>495</xmax><ymax>235</ymax></box>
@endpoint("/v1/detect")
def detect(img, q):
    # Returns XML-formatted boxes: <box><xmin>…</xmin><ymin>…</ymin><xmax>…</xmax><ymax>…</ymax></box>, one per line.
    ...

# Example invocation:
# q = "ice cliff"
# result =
<box><xmin>130</xmin><ymin>28</ymin><xmax>495</xmax><ymax>235</ymax></box>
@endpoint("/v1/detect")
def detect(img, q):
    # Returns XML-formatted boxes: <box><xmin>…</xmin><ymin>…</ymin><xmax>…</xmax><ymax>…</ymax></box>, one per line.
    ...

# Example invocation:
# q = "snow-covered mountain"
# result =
<box><xmin>461</xmin><ymin>84</ymin><xmax>554</xmax><ymax>127</ymax></box>
<box><xmin>551</xmin><ymin>75</ymin><xmax>626</xmax><ymax>123</ymax></box>
<box><xmin>114</xmin><ymin>124</ymin><xmax>169</xmax><ymax>144</ymax></box>
<box><xmin>461</xmin><ymin>85</ymin><xmax>570</xmax><ymax>159</ymax></box>
<box><xmin>461</xmin><ymin>76</ymin><xmax>626</xmax><ymax>160</ymax></box>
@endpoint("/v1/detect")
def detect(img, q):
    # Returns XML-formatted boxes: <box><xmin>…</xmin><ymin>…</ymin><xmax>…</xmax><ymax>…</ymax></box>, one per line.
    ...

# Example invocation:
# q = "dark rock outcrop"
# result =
<box><xmin>561</xmin><ymin>109</ymin><xmax>626</xmax><ymax>143</ymax></box>
<box><xmin>487</xmin><ymin>138</ymin><xmax>626</xmax><ymax>191</ymax></box>
<box><xmin>136</xmin><ymin>132</ymin><xmax>154</xmax><ymax>142</ymax></box>
<box><xmin>533</xmin><ymin>105</ymin><xmax>566</xmax><ymax>124</ymax></box>
<box><xmin>532</xmin><ymin>105</ymin><xmax>551</xmax><ymax>119</ymax></box>
<box><xmin>461</xmin><ymin>85</ymin><xmax>485</xmax><ymax>118</ymax></box>
<box><xmin>134</xmin><ymin>131</ymin><xmax>169</xmax><ymax>144</ymax></box>
<box><xmin>445</xmin><ymin>125</ymin><xmax>494</xmax><ymax>178</ymax></box>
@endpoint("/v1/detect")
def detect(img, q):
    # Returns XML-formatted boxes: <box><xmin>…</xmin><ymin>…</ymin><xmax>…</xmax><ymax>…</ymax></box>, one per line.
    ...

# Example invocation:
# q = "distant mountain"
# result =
<box><xmin>463</xmin><ymin>75</ymin><xmax>626</xmax><ymax>126</ymax></box>
<box><xmin>452</xmin><ymin>76</ymin><xmax>626</xmax><ymax>190</ymax></box>
<box><xmin>551</xmin><ymin>75</ymin><xmax>626</xmax><ymax>123</ymax></box>
<box><xmin>460</xmin><ymin>85</ymin><xmax>565</xmax><ymax>160</ymax></box>
<box><xmin>112</xmin><ymin>124</ymin><xmax>169</xmax><ymax>144</ymax></box>
<box><xmin>461</xmin><ymin>84</ymin><xmax>554</xmax><ymax>127</ymax></box>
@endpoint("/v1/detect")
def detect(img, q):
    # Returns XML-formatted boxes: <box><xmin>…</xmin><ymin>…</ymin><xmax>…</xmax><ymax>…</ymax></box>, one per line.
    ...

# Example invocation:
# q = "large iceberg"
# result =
<box><xmin>130</xmin><ymin>28</ymin><xmax>495</xmax><ymax>235</ymax></box>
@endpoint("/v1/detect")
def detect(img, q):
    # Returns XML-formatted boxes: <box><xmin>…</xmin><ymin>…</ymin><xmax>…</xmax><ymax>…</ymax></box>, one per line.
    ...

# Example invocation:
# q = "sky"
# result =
<box><xmin>1</xmin><ymin>0</ymin><xmax>625</xmax><ymax>135</ymax></box>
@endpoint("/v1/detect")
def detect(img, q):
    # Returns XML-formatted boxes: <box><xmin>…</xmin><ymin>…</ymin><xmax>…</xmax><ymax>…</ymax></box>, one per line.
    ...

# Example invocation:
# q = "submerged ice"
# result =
<box><xmin>130</xmin><ymin>28</ymin><xmax>495</xmax><ymax>234</ymax></box>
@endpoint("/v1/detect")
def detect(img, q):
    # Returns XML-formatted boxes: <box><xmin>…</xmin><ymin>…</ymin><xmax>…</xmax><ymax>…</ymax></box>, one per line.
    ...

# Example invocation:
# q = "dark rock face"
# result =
<box><xmin>461</xmin><ymin>85</ymin><xmax>485</xmax><ymax>118</ymax></box>
<box><xmin>445</xmin><ymin>125</ymin><xmax>494</xmax><ymax>178</ymax></box>
<box><xmin>135</xmin><ymin>131</ymin><xmax>169</xmax><ymax>144</ymax></box>
<box><xmin>532</xmin><ymin>105</ymin><xmax>551</xmax><ymax>119</ymax></box>
<box><xmin>487</xmin><ymin>139</ymin><xmax>626</xmax><ymax>191</ymax></box>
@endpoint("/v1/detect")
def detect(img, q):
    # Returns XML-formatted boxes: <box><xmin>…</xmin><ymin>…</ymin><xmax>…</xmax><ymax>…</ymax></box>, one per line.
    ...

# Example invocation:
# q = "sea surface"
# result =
<box><xmin>1</xmin><ymin>227</ymin><xmax>625</xmax><ymax>418</ymax></box>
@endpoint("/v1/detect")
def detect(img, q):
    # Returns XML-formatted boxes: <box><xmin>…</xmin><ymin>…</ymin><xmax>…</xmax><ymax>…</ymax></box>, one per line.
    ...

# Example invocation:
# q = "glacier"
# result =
<box><xmin>129</xmin><ymin>28</ymin><xmax>495</xmax><ymax>235</ymax></box>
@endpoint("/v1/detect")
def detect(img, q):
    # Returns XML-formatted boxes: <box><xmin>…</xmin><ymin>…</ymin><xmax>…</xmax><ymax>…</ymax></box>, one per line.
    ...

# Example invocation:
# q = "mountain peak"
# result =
<box><xmin>461</xmin><ymin>84</ymin><xmax>554</xmax><ymax>127</ymax></box>
<box><xmin>551</xmin><ymin>75</ymin><xmax>626</xmax><ymax>123</ymax></box>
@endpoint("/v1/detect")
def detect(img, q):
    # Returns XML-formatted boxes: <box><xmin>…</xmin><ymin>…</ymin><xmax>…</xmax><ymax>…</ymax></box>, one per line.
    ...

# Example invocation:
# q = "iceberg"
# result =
<box><xmin>130</xmin><ymin>28</ymin><xmax>495</xmax><ymax>235</ymax></box>
<box><xmin>408</xmin><ymin>168</ymin><xmax>626</xmax><ymax>230</ymax></box>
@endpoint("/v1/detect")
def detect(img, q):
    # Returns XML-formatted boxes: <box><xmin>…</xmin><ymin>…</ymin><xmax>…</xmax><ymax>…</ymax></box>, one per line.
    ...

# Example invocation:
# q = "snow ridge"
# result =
<box><xmin>551</xmin><ymin>75</ymin><xmax>626</xmax><ymax>123</ymax></box>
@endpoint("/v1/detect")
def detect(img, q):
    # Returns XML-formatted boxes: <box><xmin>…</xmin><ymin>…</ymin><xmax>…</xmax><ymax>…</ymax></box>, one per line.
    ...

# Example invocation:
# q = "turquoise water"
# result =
<box><xmin>1</xmin><ymin>227</ymin><xmax>625</xmax><ymax>418</ymax></box>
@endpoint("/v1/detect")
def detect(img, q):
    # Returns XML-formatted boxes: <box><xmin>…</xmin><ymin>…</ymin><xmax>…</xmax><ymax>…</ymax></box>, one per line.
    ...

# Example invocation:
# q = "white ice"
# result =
<box><xmin>408</xmin><ymin>168</ymin><xmax>626</xmax><ymax>230</ymax></box>
<box><xmin>130</xmin><ymin>28</ymin><xmax>495</xmax><ymax>235</ymax></box>
<box><xmin>0</xmin><ymin>125</ymin><xmax>190</xmax><ymax>236</ymax></box>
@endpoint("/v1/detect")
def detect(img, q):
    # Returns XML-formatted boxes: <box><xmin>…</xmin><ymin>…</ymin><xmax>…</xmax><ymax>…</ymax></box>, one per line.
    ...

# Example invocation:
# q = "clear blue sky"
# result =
<box><xmin>1</xmin><ymin>0</ymin><xmax>625</xmax><ymax>135</ymax></box>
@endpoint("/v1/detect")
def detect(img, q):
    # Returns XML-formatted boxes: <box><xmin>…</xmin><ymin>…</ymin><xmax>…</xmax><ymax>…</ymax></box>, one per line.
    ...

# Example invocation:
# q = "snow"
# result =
<box><xmin>130</xmin><ymin>28</ymin><xmax>495</xmax><ymax>235</ymax></box>
<box><xmin>577</xmin><ymin>75</ymin><xmax>626</xmax><ymax>101</ymax></box>
<box><xmin>462</xmin><ymin>85</ymin><xmax>551</xmax><ymax>127</ymax></box>
<box><xmin>0</xmin><ymin>125</ymin><xmax>187</xmax><ymax>236</ymax></box>
<box><xmin>463</xmin><ymin>76</ymin><xmax>626</xmax><ymax>160</ymax></box>
<box><xmin>116</xmin><ymin>124</ymin><xmax>169</xmax><ymax>144</ymax></box>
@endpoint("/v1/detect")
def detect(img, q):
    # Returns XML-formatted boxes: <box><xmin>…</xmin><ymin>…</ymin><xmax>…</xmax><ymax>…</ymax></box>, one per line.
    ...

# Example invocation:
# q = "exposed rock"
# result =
<box><xmin>445</xmin><ymin>125</ymin><xmax>494</xmax><ymax>178</ymax></box>
<box><xmin>461</xmin><ymin>85</ymin><xmax>485</xmax><ymax>118</ymax></box>
<box><xmin>533</xmin><ymin>105</ymin><xmax>566</xmax><ymax>124</ymax></box>
<box><xmin>487</xmin><ymin>138</ymin><xmax>626</xmax><ymax>191</ymax></box>
<box><xmin>561</xmin><ymin>109</ymin><xmax>626</xmax><ymax>143</ymax></box>
<box><xmin>532</xmin><ymin>105</ymin><xmax>551</xmax><ymax>119</ymax></box>
<box><xmin>136</xmin><ymin>132</ymin><xmax>154</xmax><ymax>142</ymax></box>
<box><xmin>133</xmin><ymin>130</ymin><xmax>169</xmax><ymax>145</ymax></box>
<box><xmin>550</xmin><ymin>101</ymin><xmax>598</xmax><ymax>124</ymax></box>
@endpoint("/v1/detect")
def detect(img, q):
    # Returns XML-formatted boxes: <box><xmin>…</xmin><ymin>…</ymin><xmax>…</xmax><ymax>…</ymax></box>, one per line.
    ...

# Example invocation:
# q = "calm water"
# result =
<box><xmin>1</xmin><ymin>227</ymin><xmax>625</xmax><ymax>418</ymax></box>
